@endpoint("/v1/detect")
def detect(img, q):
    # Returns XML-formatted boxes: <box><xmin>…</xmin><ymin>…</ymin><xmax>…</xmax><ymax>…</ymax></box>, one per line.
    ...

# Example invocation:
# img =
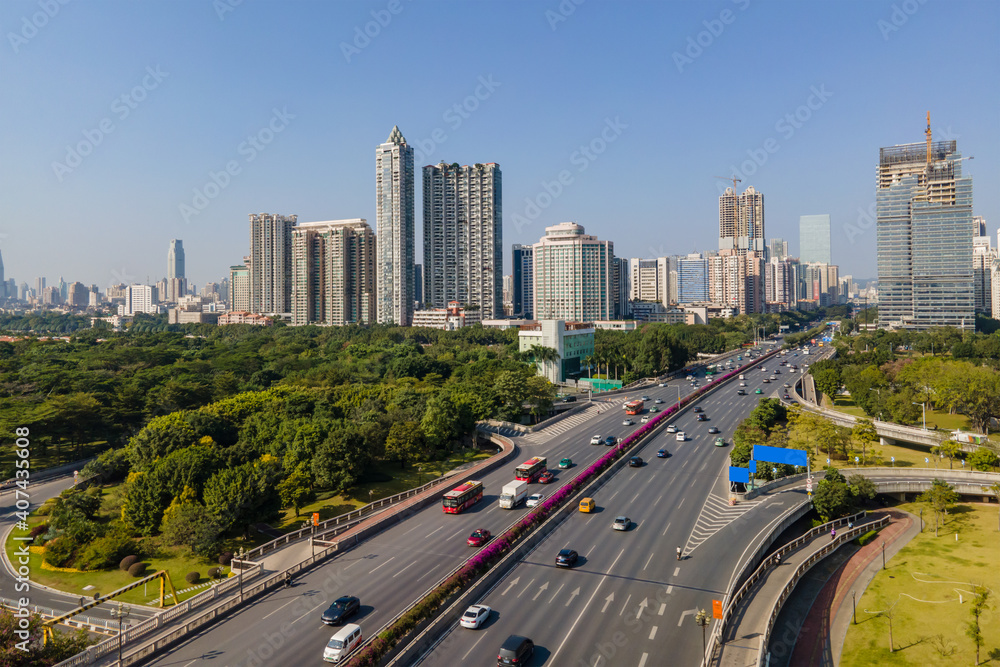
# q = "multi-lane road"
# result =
<box><xmin>420</xmin><ymin>350</ymin><xmax>807</xmax><ymax>666</ymax></box>
<box><xmin>142</xmin><ymin>346</ymin><xmax>781</xmax><ymax>666</ymax></box>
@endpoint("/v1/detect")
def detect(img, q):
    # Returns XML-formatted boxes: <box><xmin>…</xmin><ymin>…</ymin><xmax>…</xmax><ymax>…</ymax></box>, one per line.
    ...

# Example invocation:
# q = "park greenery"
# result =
<box><xmin>0</xmin><ymin>609</ymin><xmax>92</xmax><ymax>666</ymax></box>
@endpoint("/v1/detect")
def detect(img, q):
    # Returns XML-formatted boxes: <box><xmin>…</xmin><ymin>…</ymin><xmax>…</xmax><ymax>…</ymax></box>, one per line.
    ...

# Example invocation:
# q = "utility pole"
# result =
<box><xmin>111</xmin><ymin>602</ymin><xmax>130</xmax><ymax>666</ymax></box>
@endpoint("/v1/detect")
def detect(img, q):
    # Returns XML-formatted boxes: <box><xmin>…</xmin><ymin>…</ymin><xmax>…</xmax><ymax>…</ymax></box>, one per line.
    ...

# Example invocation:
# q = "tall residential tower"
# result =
<box><xmin>291</xmin><ymin>219</ymin><xmax>377</xmax><ymax>326</ymax></box>
<box><xmin>250</xmin><ymin>213</ymin><xmax>297</xmax><ymax>315</ymax></box>
<box><xmin>532</xmin><ymin>222</ymin><xmax>614</xmax><ymax>322</ymax></box>
<box><xmin>376</xmin><ymin>126</ymin><xmax>415</xmax><ymax>326</ymax></box>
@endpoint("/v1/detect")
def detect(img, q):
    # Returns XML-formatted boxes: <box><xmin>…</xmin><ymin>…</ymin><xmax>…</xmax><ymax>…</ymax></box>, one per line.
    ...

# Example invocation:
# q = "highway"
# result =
<box><xmin>1</xmin><ymin>474</ymin><xmax>158</xmax><ymax>626</ymax></box>
<box><xmin>140</xmin><ymin>348</ymin><xmax>762</xmax><ymax>666</ymax></box>
<box><xmin>419</xmin><ymin>350</ymin><xmax>804</xmax><ymax>666</ymax></box>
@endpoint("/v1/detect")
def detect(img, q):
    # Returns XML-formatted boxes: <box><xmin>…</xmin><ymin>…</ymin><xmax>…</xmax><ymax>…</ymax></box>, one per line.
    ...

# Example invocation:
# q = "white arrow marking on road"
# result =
<box><xmin>501</xmin><ymin>577</ymin><xmax>520</xmax><ymax>596</ymax></box>
<box><xmin>550</xmin><ymin>549</ymin><xmax>626</xmax><ymax>665</ymax></box>
<box><xmin>533</xmin><ymin>582</ymin><xmax>549</xmax><ymax>601</ymax></box>
<box><xmin>601</xmin><ymin>593</ymin><xmax>615</xmax><ymax>613</ymax></box>
<box><xmin>637</xmin><ymin>598</ymin><xmax>648</xmax><ymax>620</ymax></box>
<box><xmin>678</xmin><ymin>608</ymin><xmax>697</xmax><ymax>626</ymax></box>
<box><xmin>566</xmin><ymin>587</ymin><xmax>580</xmax><ymax>606</ymax></box>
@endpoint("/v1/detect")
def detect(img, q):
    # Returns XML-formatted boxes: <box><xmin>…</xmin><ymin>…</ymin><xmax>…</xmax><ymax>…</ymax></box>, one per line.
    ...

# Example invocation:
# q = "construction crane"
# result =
<box><xmin>925</xmin><ymin>111</ymin><xmax>932</xmax><ymax>164</ymax></box>
<box><xmin>715</xmin><ymin>175</ymin><xmax>742</xmax><ymax>191</ymax></box>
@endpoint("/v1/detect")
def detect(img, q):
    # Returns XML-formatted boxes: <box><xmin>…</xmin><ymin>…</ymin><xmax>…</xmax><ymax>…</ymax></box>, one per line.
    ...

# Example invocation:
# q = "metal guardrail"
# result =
<box><xmin>755</xmin><ymin>515</ymin><xmax>890</xmax><ymax>667</ymax></box>
<box><xmin>0</xmin><ymin>597</ymin><xmax>117</xmax><ymax>634</ymax></box>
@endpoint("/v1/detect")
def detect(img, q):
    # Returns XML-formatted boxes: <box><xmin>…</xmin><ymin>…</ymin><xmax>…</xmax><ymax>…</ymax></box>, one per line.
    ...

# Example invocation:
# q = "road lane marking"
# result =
<box><xmin>262</xmin><ymin>599</ymin><xmax>297</xmax><ymax>620</ymax></box>
<box><xmin>666</xmin><ymin>585</ymin><xmax>673</xmax><ymax>595</ymax></box>
<box><xmin>392</xmin><ymin>561</ymin><xmax>416</xmax><ymax>578</ymax></box>
<box><xmin>643</xmin><ymin>552</ymin><xmax>654</xmax><ymax>571</ymax></box>
<box><xmin>674</xmin><ymin>567</ymin><xmax>680</xmax><ymax>576</ymax></box>
<box><xmin>662</xmin><ymin>521</ymin><xmax>672</xmax><ymax>537</ymax></box>
<box><xmin>619</xmin><ymin>594</ymin><xmax>632</xmax><ymax>616</ymax></box>
<box><xmin>461</xmin><ymin>629</ymin><xmax>489</xmax><ymax>661</ymax></box>
<box><xmin>549</xmin><ymin>548</ymin><xmax>626</xmax><ymax>665</ymax></box>
<box><xmin>501</xmin><ymin>577</ymin><xmax>520</xmax><ymax>596</ymax></box>
<box><xmin>649</xmin><ymin>626</ymin><xmax>657</xmax><ymax>640</ymax></box>
<box><xmin>601</xmin><ymin>593</ymin><xmax>615</xmax><ymax>613</ymax></box>
<box><xmin>608</xmin><ymin>488</ymin><xmax>621</xmax><ymax>502</ymax></box>
<box><xmin>630</xmin><ymin>491</ymin><xmax>642</xmax><ymax>503</ymax></box>
<box><xmin>518</xmin><ymin>578</ymin><xmax>536</xmax><ymax>598</ymax></box>
<box><xmin>585</xmin><ymin>543</ymin><xmax>598</xmax><ymax>558</ymax></box>
<box><xmin>659</xmin><ymin>602</ymin><xmax>667</xmax><ymax>614</ymax></box>
<box><xmin>368</xmin><ymin>556</ymin><xmax>395</xmax><ymax>574</ymax></box>
<box><xmin>656</xmin><ymin>493</ymin><xmax>664</xmax><ymax>506</ymax></box>
<box><xmin>678</xmin><ymin>498</ymin><xmax>685</xmax><ymax>509</ymax></box>
<box><xmin>638</xmin><ymin>652</ymin><xmax>648</xmax><ymax>667</ymax></box>
<box><xmin>566</xmin><ymin>587</ymin><xmax>580</xmax><ymax>606</ymax></box>
<box><xmin>678</xmin><ymin>608</ymin><xmax>696</xmax><ymax>626</ymax></box>
<box><xmin>424</xmin><ymin>526</ymin><xmax>443</xmax><ymax>538</ymax></box>
<box><xmin>291</xmin><ymin>602</ymin><xmax>323</xmax><ymax>626</ymax></box>
<box><xmin>548</xmin><ymin>582</ymin><xmax>565</xmax><ymax>604</ymax></box>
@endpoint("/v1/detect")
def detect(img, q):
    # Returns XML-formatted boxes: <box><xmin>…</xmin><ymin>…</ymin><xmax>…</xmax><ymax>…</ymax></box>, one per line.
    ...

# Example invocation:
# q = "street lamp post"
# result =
<box><xmin>694</xmin><ymin>608</ymin><xmax>709</xmax><ymax>655</ymax></box>
<box><xmin>236</xmin><ymin>547</ymin><xmax>246</xmax><ymax>598</ymax></box>
<box><xmin>675</xmin><ymin>385</ymin><xmax>682</xmax><ymax>413</ymax></box>
<box><xmin>111</xmin><ymin>601</ymin><xmax>130</xmax><ymax>666</ymax></box>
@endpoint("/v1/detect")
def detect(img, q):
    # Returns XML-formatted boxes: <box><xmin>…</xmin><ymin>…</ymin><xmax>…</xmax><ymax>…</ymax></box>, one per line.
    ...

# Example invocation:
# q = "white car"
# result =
<box><xmin>590</xmin><ymin>435</ymin><xmax>602</xmax><ymax>445</ymax></box>
<box><xmin>654</xmin><ymin>398</ymin><xmax>663</xmax><ymax>404</ymax></box>
<box><xmin>640</xmin><ymin>416</ymin><xmax>650</xmax><ymax>423</ymax></box>
<box><xmin>761</xmin><ymin>367</ymin><xmax>767</xmax><ymax>372</ymax></box>
<box><xmin>622</xmin><ymin>418</ymin><xmax>634</xmax><ymax>426</ymax></box>
<box><xmin>526</xmin><ymin>493</ymin><xmax>545</xmax><ymax>508</ymax></box>
<box><xmin>676</xmin><ymin>431</ymin><xmax>686</xmax><ymax>441</ymax></box>
<box><xmin>460</xmin><ymin>604</ymin><xmax>492</xmax><ymax>629</ymax></box>
<box><xmin>658</xmin><ymin>382</ymin><xmax>667</xmax><ymax>387</ymax></box>
<box><xmin>612</xmin><ymin>516</ymin><xmax>631</xmax><ymax>531</ymax></box>
<box><xmin>666</xmin><ymin>424</ymin><xmax>677</xmax><ymax>433</ymax></box>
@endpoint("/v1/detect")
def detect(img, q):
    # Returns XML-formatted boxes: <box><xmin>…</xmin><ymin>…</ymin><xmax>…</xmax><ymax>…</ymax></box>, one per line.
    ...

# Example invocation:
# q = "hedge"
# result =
<box><xmin>185</xmin><ymin>572</ymin><xmax>201</xmax><ymax>585</ymax></box>
<box><xmin>128</xmin><ymin>562</ymin><xmax>147</xmax><ymax>577</ymax></box>
<box><xmin>120</xmin><ymin>555</ymin><xmax>140</xmax><ymax>571</ymax></box>
<box><xmin>343</xmin><ymin>357</ymin><xmax>769</xmax><ymax>666</ymax></box>
<box><xmin>856</xmin><ymin>529</ymin><xmax>880</xmax><ymax>546</ymax></box>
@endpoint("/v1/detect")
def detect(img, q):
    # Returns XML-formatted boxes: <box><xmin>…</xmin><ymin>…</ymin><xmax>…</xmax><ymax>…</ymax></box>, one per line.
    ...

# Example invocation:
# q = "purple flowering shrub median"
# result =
<box><xmin>345</xmin><ymin>354</ymin><xmax>777</xmax><ymax>666</ymax></box>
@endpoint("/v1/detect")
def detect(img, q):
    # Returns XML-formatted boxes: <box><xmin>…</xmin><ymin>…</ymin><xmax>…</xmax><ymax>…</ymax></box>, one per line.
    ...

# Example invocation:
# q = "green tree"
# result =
<box><xmin>203</xmin><ymin>458</ymin><xmax>281</xmax><ymax>537</ymax></box>
<box><xmin>847</xmin><ymin>474</ymin><xmax>878</xmax><ymax>505</ymax></box>
<box><xmin>812</xmin><ymin>366</ymin><xmax>842</xmax><ymax>402</ymax></box>
<box><xmin>121</xmin><ymin>471</ymin><xmax>167</xmax><ymax>535</ymax></box>
<box><xmin>311</xmin><ymin>427</ymin><xmax>367</xmax><ymax>493</ymax></box>
<box><xmin>125</xmin><ymin>412</ymin><xmax>200</xmax><ymax>471</ymax></box>
<box><xmin>930</xmin><ymin>440</ymin><xmax>962</xmax><ymax>470</ymax></box>
<box><xmin>421</xmin><ymin>392</ymin><xmax>459</xmax><ymax>451</ymax></box>
<box><xmin>0</xmin><ymin>608</ymin><xmax>92</xmax><ymax>664</ymax></box>
<box><xmin>851</xmin><ymin>419</ymin><xmax>879</xmax><ymax>466</ymax></box>
<box><xmin>965</xmin><ymin>585</ymin><xmax>991</xmax><ymax>665</ymax></box>
<box><xmin>813</xmin><ymin>467</ymin><xmax>853</xmax><ymax>521</ymax></box>
<box><xmin>968</xmin><ymin>447</ymin><xmax>1000</xmax><ymax>472</ymax></box>
<box><xmin>525</xmin><ymin>375</ymin><xmax>556</xmax><ymax>422</ymax></box>
<box><xmin>384</xmin><ymin>422</ymin><xmax>426</xmax><ymax>469</ymax></box>
<box><xmin>276</xmin><ymin>464</ymin><xmax>316</xmax><ymax>517</ymax></box>
<box><xmin>916</xmin><ymin>478</ymin><xmax>959</xmax><ymax>537</ymax></box>
<box><xmin>492</xmin><ymin>370</ymin><xmax>528</xmax><ymax>423</ymax></box>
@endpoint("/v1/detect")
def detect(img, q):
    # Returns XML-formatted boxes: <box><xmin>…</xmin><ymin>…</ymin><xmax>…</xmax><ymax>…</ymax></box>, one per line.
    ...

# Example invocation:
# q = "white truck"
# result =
<box><xmin>499</xmin><ymin>480</ymin><xmax>529</xmax><ymax>509</ymax></box>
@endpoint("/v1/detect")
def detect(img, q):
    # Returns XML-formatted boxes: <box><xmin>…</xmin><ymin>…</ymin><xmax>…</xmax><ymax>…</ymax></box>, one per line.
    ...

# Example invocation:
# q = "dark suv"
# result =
<box><xmin>555</xmin><ymin>549</ymin><xmax>579</xmax><ymax>568</ymax></box>
<box><xmin>321</xmin><ymin>596</ymin><xmax>360</xmax><ymax>625</ymax></box>
<box><xmin>498</xmin><ymin>635</ymin><xmax>534</xmax><ymax>665</ymax></box>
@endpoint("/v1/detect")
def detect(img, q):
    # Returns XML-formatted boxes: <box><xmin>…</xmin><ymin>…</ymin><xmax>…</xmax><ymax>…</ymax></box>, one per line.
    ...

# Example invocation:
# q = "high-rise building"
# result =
<box><xmin>123</xmin><ymin>284</ymin><xmax>154</xmax><ymax>315</ymax></box>
<box><xmin>677</xmin><ymin>253</ymin><xmax>709</xmax><ymax>303</ymax></box>
<box><xmin>532</xmin><ymin>222</ymin><xmax>614</xmax><ymax>322</ymax></box>
<box><xmin>376</xmin><ymin>125</ymin><xmax>415</xmax><ymax>326</ymax></box>
<box><xmin>250</xmin><ymin>213</ymin><xmax>297</xmax><ymax>315</ymax></box>
<box><xmin>974</xmin><ymin>216</ymin><xmax>986</xmax><ymax>237</ymax></box>
<box><xmin>764</xmin><ymin>257</ymin><xmax>796</xmax><ymax>309</ymax></box>
<box><xmin>68</xmin><ymin>282</ymin><xmax>89</xmax><ymax>308</ymax></box>
<box><xmin>58</xmin><ymin>277</ymin><xmax>68</xmax><ymax>303</ymax></box>
<box><xmin>799</xmin><ymin>215</ymin><xmax>832</xmax><ymax>265</ymax></box>
<box><xmin>291</xmin><ymin>219</ymin><xmax>377</xmax><ymax>326</ymax></box>
<box><xmin>719</xmin><ymin>186</ymin><xmax>765</xmax><ymax>256</ymax></box>
<box><xmin>502</xmin><ymin>274</ymin><xmax>513</xmax><ymax>316</ymax></box>
<box><xmin>973</xmin><ymin>235</ymin><xmax>996</xmax><ymax>314</ymax></box>
<box><xmin>876</xmin><ymin>132</ymin><xmax>974</xmax><ymax>330</ymax></box>
<box><xmin>767</xmin><ymin>238</ymin><xmax>789</xmax><ymax>261</ymax></box>
<box><xmin>628</xmin><ymin>257</ymin><xmax>672</xmax><ymax>308</ymax></box>
<box><xmin>167</xmin><ymin>240</ymin><xmax>185</xmax><ymax>282</ymax></box>
<box><xmin>414</xmin><ymin>264</ymin><xmax>423</xmax><ymax>307</ymax></box>
<box><xmin>512</xmin><ymin>244</ymin><xmax>534</xmax><ymax>318</ymax></box>
<box><xmin>35</xmin><ymin>277</ymin><xmax>46</xmax><ymax>298</ymax></box>
<box><xmin>229</xmin><ymin>257</ymin><xmax>251</xmax><ymax>312</ymax></box>
<box><xmin>422</xmin><ymin>161</ymin><xmax>502</xmax><ymax>319</ymax></box>
<box><xmin>612</xmin><ymin>256</ymin><xmax>630</xmax><ymax>319</ymax></box>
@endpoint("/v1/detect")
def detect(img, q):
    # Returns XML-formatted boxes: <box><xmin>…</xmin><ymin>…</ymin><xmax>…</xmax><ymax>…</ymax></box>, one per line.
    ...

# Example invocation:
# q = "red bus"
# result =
<box><xmin>442</xmin><ymin>480</ymin><xmax>484</xmax><ymax>514</ymax></box>
<box><xmin>514</xmin><ymin>457</ymin><xmax>547</xmax><ymax>483</ymax></box>
<box><xmin>625</xmin><ymin>400</ymin><xmax>644</xmax><ymax>415</ymax></box>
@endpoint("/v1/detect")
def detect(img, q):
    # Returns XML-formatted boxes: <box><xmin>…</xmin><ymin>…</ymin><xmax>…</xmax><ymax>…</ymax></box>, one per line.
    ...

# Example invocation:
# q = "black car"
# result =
<box><xmin>693</xmin><ymin>406</ymin><xmax>703</xmax><ymax>413</ymax></box>
<box><xmin>696</xmin><ymin>413</ymin><xmax>708</xmax><ymax>421</ymax></box>
<box><xmin>737</xmin><ymin>389</ymin><xmax>747</xmax><ymax>396</ymax></box>
<box><xmin>498</xmin><ymin>635</ymin><xmax>534</xmax><ymax>666</ymax></box>
<box><xmin>628</xmin><ymin>456</ymin><xmax>643</xmax><ymax>467</ymax></box>
<box><xmin>604</xmin><ymin>436</ymin><xmax>617</xmax><ymax>446</ymax></box>
<box><xmin>321</xmin><ymin>596</ymin><xmax>360</xmax><ymax>625</ymax></box>
<box><xmin>783</xmin><ymin>394</ymin><xmax>791</xmax><ymax>400</ymax></box>
<box><xmin>562</xmin><ymin>395</ymin><xmax>576</xmax><ymax>402</ymax></box>
<box><xmin>555</xmin><ymin>549</ymin><xmax>579</xmax><ymax>568</ymax></box>
<box><xmin>657</xmin><ymin>448</ymin><xmax>669</xmax><ymax>458</ymax></box>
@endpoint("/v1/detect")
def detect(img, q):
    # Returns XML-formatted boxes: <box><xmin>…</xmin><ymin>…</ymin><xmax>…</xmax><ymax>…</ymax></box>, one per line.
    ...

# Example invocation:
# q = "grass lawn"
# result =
<box><xmin>274</xmin><ymin>448</ymin><xmax>493</xmax><ymax>531</ymax></box>
<box><xmin>840</xmin><ymin>501</ymin><xmax>1000</xmax><ymax>666</ymax></box>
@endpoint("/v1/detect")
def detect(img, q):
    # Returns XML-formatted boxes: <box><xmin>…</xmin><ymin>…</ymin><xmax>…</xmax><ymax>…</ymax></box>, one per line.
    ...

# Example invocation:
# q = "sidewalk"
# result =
<box><xmin>714</xmin><ymin>513</ymin><xmax>884</xmax><ymax>667</ymax></box>
<box><xmin>786</xmin><ymin>509</ymin><xmax>918</xmax><ymax>667</ymax></box>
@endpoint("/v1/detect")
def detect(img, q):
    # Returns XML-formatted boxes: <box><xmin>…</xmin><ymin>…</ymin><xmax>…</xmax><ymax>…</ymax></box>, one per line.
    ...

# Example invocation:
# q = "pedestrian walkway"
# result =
<box><xmin>785</xmin><ymin>509</ymin><xmax>918</xmax><ymax>667</ymax></box>
<box><xmin>714</xmin><ymin>512</ymin><xmax>886</xmax><ymax>667</ymax></box>
<box><xmin>684</xmin><ymin>494</ymin><xmax>763</xmax><ymax>556</ymax></box>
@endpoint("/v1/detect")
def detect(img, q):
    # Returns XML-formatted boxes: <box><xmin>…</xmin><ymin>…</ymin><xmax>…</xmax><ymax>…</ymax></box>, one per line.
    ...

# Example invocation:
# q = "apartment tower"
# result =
<box><xmin>376</xmin><ymin>126</ymin><xmax>415</xmax><ymax>326</ymax></box>
<box><xmin>250</xmin><ymin>213</ymin><xmax>296</xmax><ymax>315</ymax></box>
<box><xmin>291</xmin><ymin>219</ymin><xmax>376</xmax><ymax>326</ymax></box>
<box><xmin>532</xmin><ymin>222</ymin><xmax>614</xmax><ymax>322</ymax></box>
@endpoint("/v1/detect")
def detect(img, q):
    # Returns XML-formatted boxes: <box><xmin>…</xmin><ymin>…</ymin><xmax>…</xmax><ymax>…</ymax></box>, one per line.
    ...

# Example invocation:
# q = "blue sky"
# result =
<box><xmin>2</xmin><ymin>0</ymin><xmax>997</xmax><ymax>289</ymax></box>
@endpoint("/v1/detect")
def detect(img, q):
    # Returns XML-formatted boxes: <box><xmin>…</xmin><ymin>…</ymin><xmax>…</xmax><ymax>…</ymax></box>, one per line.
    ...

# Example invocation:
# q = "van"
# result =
<box><xmin>579</xmin><ymin>497</ymin><xmax>595</xmax><ymax>513</ymax></box>
<box><xmin>498</xmin><ymin>635</ymin><xmax>534</xmax><ymax>665</ymax></box>
<box><xmin>323</xmin><ymin>623</ymin><xmax>363</xmax><ymax>663</ymax></box>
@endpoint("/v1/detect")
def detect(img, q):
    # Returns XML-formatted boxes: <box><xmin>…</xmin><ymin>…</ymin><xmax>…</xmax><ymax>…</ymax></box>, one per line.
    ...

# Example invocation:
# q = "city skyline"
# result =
<box><xmin>1</xmin><ymin>1</ymin><xmax>997</xmax><ymax>290</ymax></box>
